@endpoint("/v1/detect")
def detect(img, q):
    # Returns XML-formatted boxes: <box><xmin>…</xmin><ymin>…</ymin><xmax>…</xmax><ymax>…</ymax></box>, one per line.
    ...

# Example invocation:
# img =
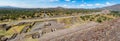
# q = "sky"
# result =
<box><xmin>0</xmin><ymin>0</ymin><xmax>120</xmax><ymax>8</ymax></box>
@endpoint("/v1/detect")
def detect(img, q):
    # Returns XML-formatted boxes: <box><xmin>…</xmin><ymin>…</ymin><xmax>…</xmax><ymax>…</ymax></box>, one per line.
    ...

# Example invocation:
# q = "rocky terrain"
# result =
<box><xmin>39</xmin><ymin>18</ymin><xmax>120</xmax><ymax>41</ymax></box>
<box><xmin>0</xmin><ymin>17</ymin><xmax>120</xmax><ymax>41</ymax></box>
<box><xmin>0</xmin><ymin>9</ymin><xmax>120</xmax><ymax>41</ymax></box>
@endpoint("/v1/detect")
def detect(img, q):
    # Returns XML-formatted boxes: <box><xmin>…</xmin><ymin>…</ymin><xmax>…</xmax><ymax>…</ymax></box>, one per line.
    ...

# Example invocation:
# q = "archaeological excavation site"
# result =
<box><xmin>0</xmin><ymin>1</ymin><xmax>120</xmax><ymax>41</ymax></box>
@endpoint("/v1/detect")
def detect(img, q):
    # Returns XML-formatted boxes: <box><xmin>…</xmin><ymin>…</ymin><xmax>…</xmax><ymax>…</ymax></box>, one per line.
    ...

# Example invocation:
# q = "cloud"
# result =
<box><xmin>0</xmin><ymin>0</ymin><xmax>115</xmax><ymax>8</ymax></box>
<box><xmin>105</xmin><ymin>2</ymin><xmax>114</xmax><ymax>6</ymax></box>
<box><xmin>79</xmin><ymin>2</ymin><xmax>114</xmax><ymax>8</ymax></box>
<box><xmin>72</xmin><ymin>1</ymin><xmax>76</xmax><ymax>3</ymax></box>
<box><xmin>94</xmin><ymin>2</ymin><xmax>113</xmax><ymax>7</ymax></box>
<box><xmin>0</xmin><ymin>1</ymin><xmax>17</xmax><ymax>6</ymax></box>
<box><xmin>63</xmin><ymin>4</ymin><xmax>67</xmax><ymax>7</ymax></box>
<box><xmin>80</xmin><ymin>4</ymin><xmax>93</xmax><ymax>7</ymax></box>
<box><xmin>79</xmin><ymin>2</ymin><xmax>114</xmax><ymax>7</ymax></box>
<box><xmin>82</xmin><ymin>0</ymin><xmax>84</xmax><ymax>3</ymax></box>
<box><xmin>86</xmin><ymin>4</ymin><xmax>93</xmax><ymax>6</ymax></box>
<box><xmin>79</xmin><ymin>4</ymin><xmax>85</xmax><ymax>7</ymax></box>
<box><xmin>39</xmin><ymin>0</ymin><xmax>59</xmax><ymax>2</ymax></box>
<box><xmin>0</xmin><ymin>0</ymin><xmax>39</xmax><ymax>8</ymax></box>
<box><xmin>95</xmin><ymin>2</ymin><xmax>114</xmax><ymax>6</ymax></box>
<box><xmin>0</xmin><ymin>0</ymin><xmax>60</xmax><ymax>8</ymax></box>
<box><xmin>65</xmin><ymin>0</ymin><xmax>70</xmax><ymax>2</ymax></box>
<box><xmin>95</xmin><ymin>3</ymin><xmax>104</xmax><ymax>6</ymax></box>
<box><xmin>50</xmin><ymin>0</ymin><xmax>59</xmax><ymax>2</ymax></box>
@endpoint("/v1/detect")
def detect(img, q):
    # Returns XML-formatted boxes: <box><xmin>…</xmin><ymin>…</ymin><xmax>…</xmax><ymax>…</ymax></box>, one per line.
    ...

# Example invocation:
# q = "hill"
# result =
<box><xmin>104</xmin><ymin>4</ymin><xmax>120</xmax><ymax>11</ymax></box>
<box><xmin>0</xmin><ymin>6</ymin><xmax>20</xmax><ymax>9</ymax></box>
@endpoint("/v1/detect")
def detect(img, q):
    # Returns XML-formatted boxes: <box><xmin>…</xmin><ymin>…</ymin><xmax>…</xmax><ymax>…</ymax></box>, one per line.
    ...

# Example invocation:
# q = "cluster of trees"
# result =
<box><xmin>80</xmin><ymin>11</ymin><xmax>120</xmax><ymax>23</ymax></box>
<box><xmin>110</xmin><ymin>11</ymin><xmax>120</xmax><ymax>17</ymax></box>
<box><xmin>0</xmin><ymin>8</ymin><xmax>101</xmax><ymax>22</ymax></box>
<box><xmin>0</xmin><ymin>8</ymin><xmax>36</xmax><ymax>21</ymax></box>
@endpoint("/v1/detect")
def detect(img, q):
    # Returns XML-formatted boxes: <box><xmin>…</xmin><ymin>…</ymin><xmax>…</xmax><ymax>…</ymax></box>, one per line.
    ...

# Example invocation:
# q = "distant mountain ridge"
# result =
<box><xmin>0</xmin><ymin>6</ymin><xmax>20</xmax><ymax>8</ymax></box>
<box><xmin>103</xmin><ymin>4</ymin><xmax>120</xmax><ymax>11</ymax></box>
